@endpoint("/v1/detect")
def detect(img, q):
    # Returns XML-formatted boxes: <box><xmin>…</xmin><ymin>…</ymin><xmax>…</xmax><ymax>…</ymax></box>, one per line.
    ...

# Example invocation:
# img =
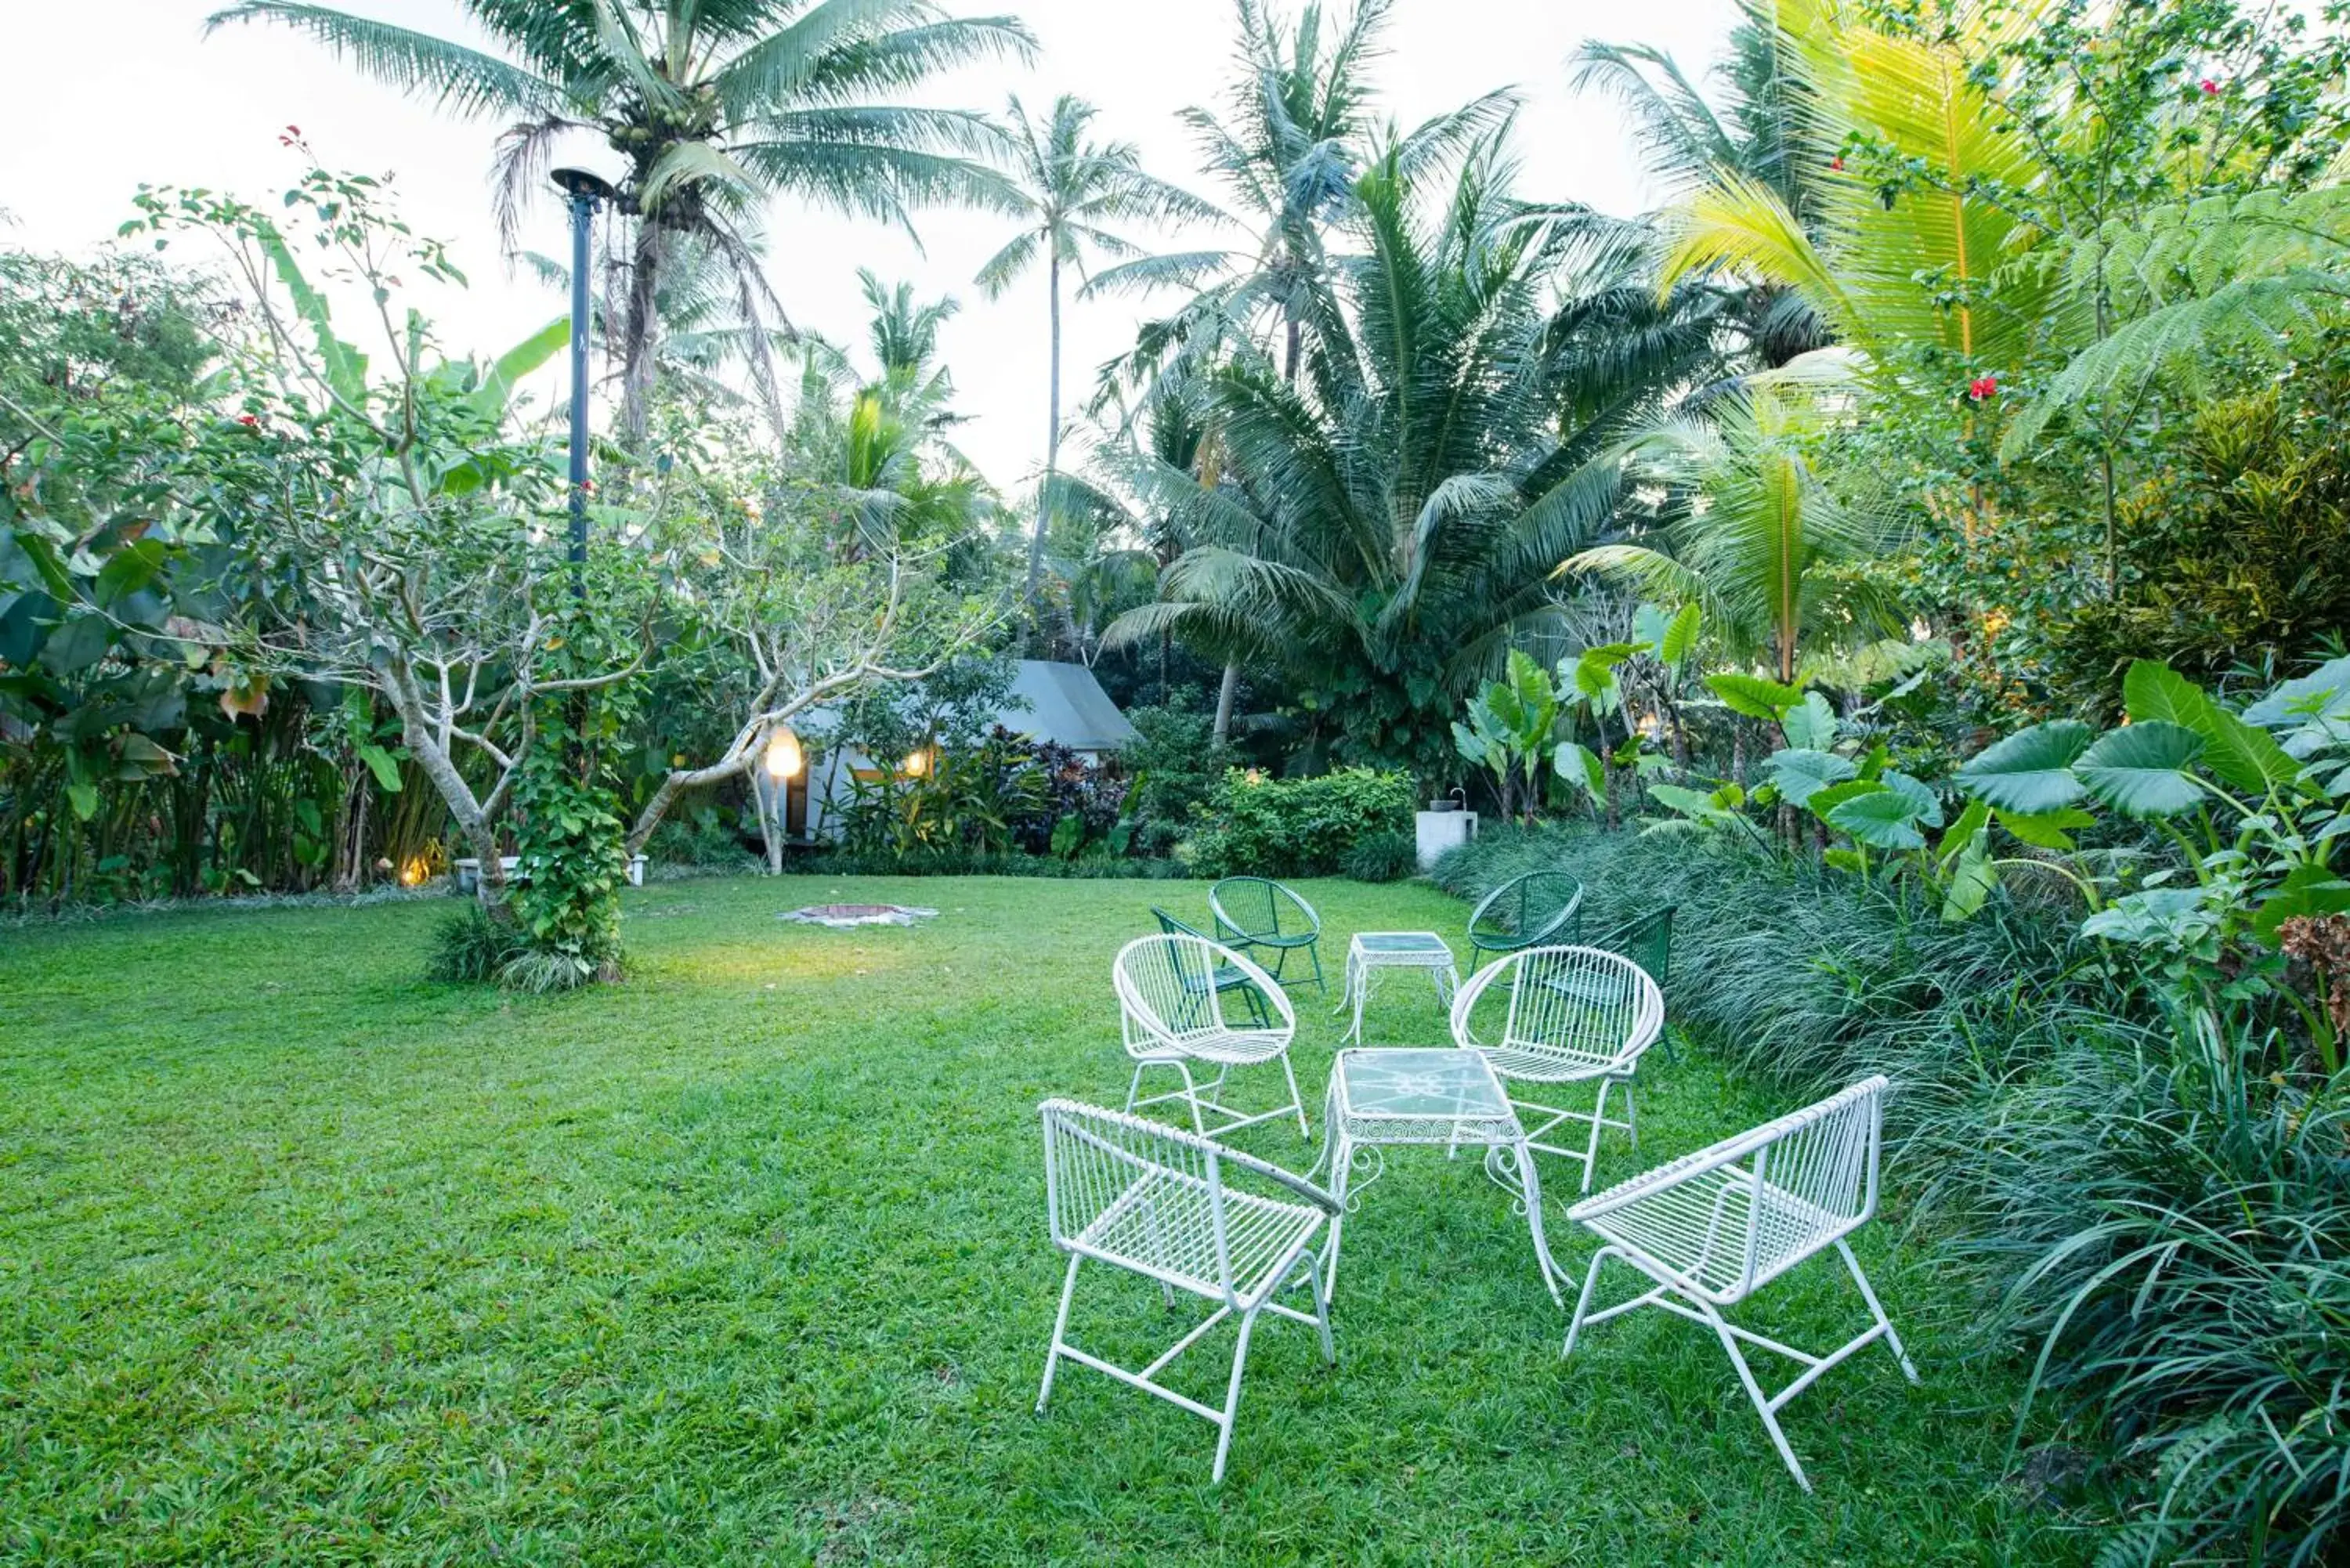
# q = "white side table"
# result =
<box><xmin>1317</xmin><ymin>1046</ymin><xmax>1561</xmax><ymax>1305</ymax></box>
<box><xmin>1333</xmin><ymin>930</ymin><xmax>1461</xmax><ymax>1046</ymax></box>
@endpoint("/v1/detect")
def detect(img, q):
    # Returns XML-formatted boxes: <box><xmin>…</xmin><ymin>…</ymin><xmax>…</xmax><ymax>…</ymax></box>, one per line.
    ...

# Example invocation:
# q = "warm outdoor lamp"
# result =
<box><xmin>901</xmin><ymin>746</ymin><xmax>934</xmax><ymax>779</ymax></box>
<box><xmin>762</xmin><ymin>726</ymin><xmax>804</xmax><ymax>782</ymax></box>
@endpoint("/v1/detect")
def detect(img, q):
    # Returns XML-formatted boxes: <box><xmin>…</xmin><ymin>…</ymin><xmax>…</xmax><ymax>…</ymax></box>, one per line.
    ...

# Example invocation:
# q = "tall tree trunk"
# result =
<box><xmin>1213</xmin><ymin>662</ymin><xmax>1239</xmax><ymax>747</ymax></box>
<box><xmin>619</xmin><ymin>222</ymin><xmax>663</xmax><ymax>448</ymax></box>
<box><xmin>1024</xmin><ymin>250</ymin><xmax>1061</xmax><ymax>607</ymax></box>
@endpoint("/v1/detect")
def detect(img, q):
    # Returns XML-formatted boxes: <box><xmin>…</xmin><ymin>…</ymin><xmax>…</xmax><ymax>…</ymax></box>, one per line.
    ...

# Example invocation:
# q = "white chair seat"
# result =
<box><xmin>1475</xmin><ymin>1042</ymin><xmax>1622</xmax><ymax>1082</ymax></box>
<box><xmin>1141</xmin><ymin>1027</ymin><xmax>1292</xmax><ymax>1068</ymax></box>
<box><xmin>1080</xmin><ymin>1168</ymin><xmax>1324</xmax><ymax>1306</ymax></box>
<box><xmin>1117</xmin><ymin>934</ymin><xmax>1309</xmax><ymax>1140</ymax></box>
<box><xmin>1578</xmin><ymin>1164</ymin><xmax>1852</xmax><ymax>1304</ymax></box>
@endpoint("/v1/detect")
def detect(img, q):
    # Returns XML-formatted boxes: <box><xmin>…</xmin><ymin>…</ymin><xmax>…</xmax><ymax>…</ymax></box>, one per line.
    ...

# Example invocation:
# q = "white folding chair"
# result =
<box><xmin>1561</xmin><ymin>1075</ymin><xmax>1920</xmax><ymax>1490</ymax></box>
<box><xmin>1448</xmin><ymin>944</ymin><xmax>1665</xmax><ymax>1191</ymax></box>
<box><xmin>1035</xmin><ymin>1098</ymin><xmax>1340</xmax><ymax>1483</ymax></box>
<box><xmin>1115</xmin><ymin>933</ymin><xmax>1308</xmax><ymax>1141</ymax></box>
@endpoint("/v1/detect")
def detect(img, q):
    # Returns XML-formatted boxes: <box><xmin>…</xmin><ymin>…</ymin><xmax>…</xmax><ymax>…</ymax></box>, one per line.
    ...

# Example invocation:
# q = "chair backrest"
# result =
<box><xmin>1151</xmin><ymin>906</ymin><xmax>1209</xmax><ymax>940</ymax></box>
<box><xmin>1115</xmin><ymin>933</ymin><xmax>1294</xmax><ymax>1058</ymax></box>
<box><xmin>1449</xmin><ymin>944</ymin><xmax>1663</xmax><ymax>1071</ymax></box>
<box><xmin>1039</xmin><ymin>1097</ymin><xmax>1336</xmax><ymax>1303</ymax></box>
<box><xmin>1591</xmin><ymin>904</ymin><xmax>1675</xmax><ymax>988</ymax></box>
<box><xmin>1571</xmin><ymin>1075</ymin><xmax>1890</xmax><ymax>1299</ymax></box>
<box><xmin>1469</xmin><ymin>871</ymin><xmax>1583</xmax><ymax>947</ymax></box>
<box><xmin>1209</xmin><ymin>876</ymin><xmax>1318</xmax><ymax>941</ymax></box>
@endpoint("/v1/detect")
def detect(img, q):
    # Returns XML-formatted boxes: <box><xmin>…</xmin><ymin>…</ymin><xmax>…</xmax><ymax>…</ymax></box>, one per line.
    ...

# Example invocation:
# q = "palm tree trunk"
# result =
<box><xmin>1025</xmin><ymin>250</ymin><xmax>1062</xmax><ymax>607</ymax></box>
<box><xmin>620</xmin><ymin>222</ymin><xmax>664</xmax><ymax>447</ymax></box>
<box><xmin>1213</xmin><ymin>662</ymin><xmax>1238</xmax><ymax>746</ymax></box>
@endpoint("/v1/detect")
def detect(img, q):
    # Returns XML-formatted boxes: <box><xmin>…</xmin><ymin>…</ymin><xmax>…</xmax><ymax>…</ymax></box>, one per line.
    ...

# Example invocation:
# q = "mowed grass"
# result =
<box><xmin>0</xmin><ymin>876</ymin><xmax>2077</xmax><ymax>1564</ymax></box>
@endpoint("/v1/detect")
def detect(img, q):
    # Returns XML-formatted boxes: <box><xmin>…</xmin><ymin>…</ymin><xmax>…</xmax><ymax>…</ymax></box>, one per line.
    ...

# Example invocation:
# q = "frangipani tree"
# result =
<box><xmin>123</xmin><ymin>168</ymin><xmax>643</xmax><ymax>904</ymax></box>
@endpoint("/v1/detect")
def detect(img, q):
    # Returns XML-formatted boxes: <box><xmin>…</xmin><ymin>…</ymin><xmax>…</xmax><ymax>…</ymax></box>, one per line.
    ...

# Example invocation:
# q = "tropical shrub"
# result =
<box><xmin>1113</xmin><ymin>701</ymin><xmax>1226</xmax><ymax>857</ymax></box>
<box><xmin>1342</xmin><ymin>829</ymin><xmax>1418</xmax><ymax>883</ymax></box>
<box><xmin>1184</xmin><ymin>767</ymin><xmax>1413</xmax><ymax>878</ymax></box>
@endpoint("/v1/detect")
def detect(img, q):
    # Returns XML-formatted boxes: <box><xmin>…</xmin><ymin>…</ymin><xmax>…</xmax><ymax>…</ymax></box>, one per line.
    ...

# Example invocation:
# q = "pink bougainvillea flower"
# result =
<box><xmin>1968</xmin><ymin>375</ymin><xmax>1998</xmax><ymax>402</ymax></box>
<box><xmin>237</xmin><ymin>414</ymin><xmax>260</xmax><ymax>428</ymax></box>
<box><xmin>2200</xmin><ymin>78</ymin><xmax>2220</xmax><ymax>95</ymax></box>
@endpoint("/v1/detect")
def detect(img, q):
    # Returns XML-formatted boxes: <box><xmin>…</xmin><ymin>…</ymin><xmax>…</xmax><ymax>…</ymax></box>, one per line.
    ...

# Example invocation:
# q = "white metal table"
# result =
<box><xmin>1317</xmin><ymin>1047</ymin><xmax>1561</xmax><ymax>1305</ymax></box>
<box><xmin>1334</xmin><ymin>930</ymin><xmax>1461</xmax><ymax>1046</ymax></box>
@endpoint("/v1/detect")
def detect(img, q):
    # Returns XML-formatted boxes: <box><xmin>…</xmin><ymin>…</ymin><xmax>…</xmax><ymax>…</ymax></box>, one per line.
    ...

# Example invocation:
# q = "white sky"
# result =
<box><xmin>5</xmin><ymin>0</ymin><xmax>1737</xmax><ymax>490</ymax></box>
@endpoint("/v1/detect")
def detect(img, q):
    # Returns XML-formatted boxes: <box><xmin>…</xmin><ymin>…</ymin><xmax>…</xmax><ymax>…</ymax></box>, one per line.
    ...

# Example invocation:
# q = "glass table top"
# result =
<box><xmin>1335</xmin><ymin>1048</ymin><xmax>1509</xmax><ymax>1119</ymax></box>
<box><xmin>1351</xmin><ymin>930</ymin><xmax>1453</xmax><ymax>956</ymax></box>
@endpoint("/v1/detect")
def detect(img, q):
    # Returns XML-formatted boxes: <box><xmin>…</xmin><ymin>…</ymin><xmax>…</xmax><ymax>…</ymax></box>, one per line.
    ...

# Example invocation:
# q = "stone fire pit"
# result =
<box><xmin>779</xmin><ymin>903</ymin><xmax>939</xmax><ymax>930</ymax></box>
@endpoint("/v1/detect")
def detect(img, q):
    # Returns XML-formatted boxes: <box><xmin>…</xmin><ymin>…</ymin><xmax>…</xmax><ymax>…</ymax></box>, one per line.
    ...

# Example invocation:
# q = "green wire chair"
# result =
<box><xmin>1152</xmin><ymin>907</ymin><xmax>1273</xmax><ymax>1027</ymax></box>
<box><xmin>1466</xmin><ymin>870</ymin><xmax>1585</xmax><ymax>971</ymax></box>
<box><xmin>1209</xmin><ymin>877</ymin><xmax>1326</xmax><ymax>993</ymax></box>
<box><xmin>1589</xmin><ymin>904</ymin><xmax>1676</xmax><ymax>1060</ymax></box>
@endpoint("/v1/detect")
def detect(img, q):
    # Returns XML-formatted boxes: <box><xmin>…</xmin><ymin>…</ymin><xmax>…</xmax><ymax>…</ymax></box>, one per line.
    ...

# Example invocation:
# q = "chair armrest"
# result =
<box><xmin>1213</xmin><ymin>1143</ymin><xmax>1341</xmax><ymax>1216</ymax></box>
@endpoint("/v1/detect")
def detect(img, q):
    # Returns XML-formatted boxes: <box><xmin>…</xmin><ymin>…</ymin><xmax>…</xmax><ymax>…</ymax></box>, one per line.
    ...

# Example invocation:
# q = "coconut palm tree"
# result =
<box><xmin>209</xmin><ymin>0</ymin><xmax>1034</xmax><ymax>443</ymax></box>
<box><xmin>1567</xmin><ymin>370</ymin><xmax>1908</xmax><ymax>683</ymax></box>
<box><xmin>973</xmin><ymin>94</ymin><xmax>1220</xmax><ymax>608</ymax></box>
<box><xmin>1101</xmin><ymin>135</ymin><xmax>1632</xmax><ymax>771</ymax></box>
<box><xmin>1090</xmin><ymin>0</ymin><xmax>1511</xmax><ymax>391</ymax></box>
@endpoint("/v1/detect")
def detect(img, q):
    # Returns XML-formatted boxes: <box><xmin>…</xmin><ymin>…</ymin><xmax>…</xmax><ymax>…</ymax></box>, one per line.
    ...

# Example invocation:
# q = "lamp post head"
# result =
<box><xmin>551</xmin><ymin>167</ymin><xmax>619</xmax><ymax>204</ymax></box>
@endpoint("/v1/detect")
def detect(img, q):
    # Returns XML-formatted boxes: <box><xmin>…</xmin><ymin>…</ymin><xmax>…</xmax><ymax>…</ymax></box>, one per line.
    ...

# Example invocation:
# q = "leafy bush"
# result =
<box><xmin>1115</xmin><ymin>702</ymin><xmax>1226</xmax><ymax>856</ymax></box>
<box><xmin>646</xmin><ymin>804</ymin><xmax>758</xmax><ymax>870</ymax></box>
<box><xmin>425</xmin><ymin>902</ymin><xmax>527</xmax><ymax>984</ymax></box>
<box><xmin>1343</xmin><ymin>829</ymin><xmax>1419</xmax><ymax>883</ymax></box>
<box><xmin>1184</xmin><ymin>767</ymin><xmax>1414</xmax><ymax>878</ymax></box>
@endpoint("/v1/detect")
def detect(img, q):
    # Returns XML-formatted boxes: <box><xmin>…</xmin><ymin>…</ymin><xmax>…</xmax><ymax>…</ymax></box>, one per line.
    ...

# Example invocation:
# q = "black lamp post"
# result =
<box><xmin>551</xmin><ymin>167</ymin><xmax>617</xmax><ymax>595</ymax></box>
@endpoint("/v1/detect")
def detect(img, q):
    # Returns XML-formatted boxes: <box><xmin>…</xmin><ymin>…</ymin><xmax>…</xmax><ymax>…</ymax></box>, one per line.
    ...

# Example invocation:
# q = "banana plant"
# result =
<box><xmin>1453</xmin><ymin>649</ymin><xmax>1560</xmax><ymax>825</ymax></box>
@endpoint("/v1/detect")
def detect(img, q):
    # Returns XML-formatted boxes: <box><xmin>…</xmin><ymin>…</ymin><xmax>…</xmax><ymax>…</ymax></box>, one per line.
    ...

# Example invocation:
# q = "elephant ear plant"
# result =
<box><xmin>1952</xmin><ymin>656</ymin><xmax>2350</xmax><ymax>1057</ymax></box>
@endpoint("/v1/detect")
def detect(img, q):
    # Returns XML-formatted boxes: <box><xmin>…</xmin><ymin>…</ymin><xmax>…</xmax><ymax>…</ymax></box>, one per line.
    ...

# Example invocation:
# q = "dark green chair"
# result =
<box><xmin>1466</xmin><ymin>870</ymin><xmax>1585</xmax><ymax>970</ymax></box>
<box><xmin>1152</xmin><ymin>906</ymin><xmax>1271</xmax><ymax>1027</ymax></box>
<box><xmin>1590</xmin><ymin>903</ymin><xmax>1676</xmax><ymax>1059</ymax></box>
<box><xmin>1209</xmin><ymin>877</ymin><xmax>1326</xmax><ymax>993</ymax></box>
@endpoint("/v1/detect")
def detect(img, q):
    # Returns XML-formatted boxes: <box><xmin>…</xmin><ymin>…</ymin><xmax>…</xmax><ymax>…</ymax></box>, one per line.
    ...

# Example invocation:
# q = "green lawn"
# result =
<box><xmin>0</xmin><ymin>876</ymin><xmax>2076</xmax><ymax>1564</ymax></box>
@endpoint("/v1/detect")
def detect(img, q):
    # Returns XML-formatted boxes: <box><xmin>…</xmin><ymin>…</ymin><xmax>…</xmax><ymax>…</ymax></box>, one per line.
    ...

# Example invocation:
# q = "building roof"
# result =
<box><xmin>999</xmin><ymin>660</ymin><xmax>1140</xmax><ymax>753</ymax></box>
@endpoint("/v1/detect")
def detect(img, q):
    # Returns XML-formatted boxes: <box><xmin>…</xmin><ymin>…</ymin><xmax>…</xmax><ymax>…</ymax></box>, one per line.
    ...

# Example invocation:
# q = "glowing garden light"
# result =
<box><xmin>762</xmin><ymin>726</ymin><xmax>804</xmax><ymax>782</ymax></box>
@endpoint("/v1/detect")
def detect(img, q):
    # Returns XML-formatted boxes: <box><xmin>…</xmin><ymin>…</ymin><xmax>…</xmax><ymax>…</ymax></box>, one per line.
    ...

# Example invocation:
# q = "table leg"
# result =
<box><xmin>1513</xmin><ymin>1135</ymin><xmax>1564</xmax><ymax>1307</ymax></box>
<box><xmin>1323</xmin><ymin>1131</ymin><xmax>1354</xmax><ymax>1301</ymax></box>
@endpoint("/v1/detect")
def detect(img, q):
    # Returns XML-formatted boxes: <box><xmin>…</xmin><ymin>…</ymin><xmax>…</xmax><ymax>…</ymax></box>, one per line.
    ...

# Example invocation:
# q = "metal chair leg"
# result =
<box><xmin>1036</xmin><ymin>1252</ymin><xmax>1083</xmax><ymax>1413</ymax></box>
<box><xmin>1210</xmin><ymin>1306</ymin><xmax>1262</xmax><ymax>1483</ymax></box>
<box><xmin>1838</xmin><ymin>1240</ymin><xmax>1919</xmax><ymax>1382</ymax></box>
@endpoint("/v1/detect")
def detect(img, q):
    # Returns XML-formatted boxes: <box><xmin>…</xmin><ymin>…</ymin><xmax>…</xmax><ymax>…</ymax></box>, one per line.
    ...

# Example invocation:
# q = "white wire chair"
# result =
<box><xmin>1115</xmin><ymin>934</ymin><xmax>1308</xmax><ymax>1141</ymax></box>
<box><xmin>1561</xmin><ymin>1075</ymin><xmax>1919</xmax><ymax>1490</ymax></box>
<box><xmin>1447</xmin><ymin>945</ymin><xmax>1665</xmax><ymax>1192</ymax></box>
<box><xmin>1036</xmin><ymin>1098</ymin><xmax>1340</xmax><ymax>1483</ymax></box>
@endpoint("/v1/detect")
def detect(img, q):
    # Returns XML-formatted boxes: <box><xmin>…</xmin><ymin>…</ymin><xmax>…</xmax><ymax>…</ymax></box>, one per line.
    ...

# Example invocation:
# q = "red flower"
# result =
<box><xmin>2200</xmin><ymin>78</ymin><xmax>2220</xmax><ymax>96</ymax></box>
<box><xmin>1828</xmin><ymin>155</ymin><xmax>1846</xmax><ymax>172</ymax></box>
<box><xmin>580</xmin><ymin>479</ymin><xmax>596</xmax><ymax>495</ymax></box>
<box><xmin>1968</xmin><ymin>374</ymin><xmax>1999</xmax><ymax>401</ymax></box>
<box><xmin>237</xmin><ymin>414</ymin><xmax>260</xmax><ymax>428</ymax></box>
